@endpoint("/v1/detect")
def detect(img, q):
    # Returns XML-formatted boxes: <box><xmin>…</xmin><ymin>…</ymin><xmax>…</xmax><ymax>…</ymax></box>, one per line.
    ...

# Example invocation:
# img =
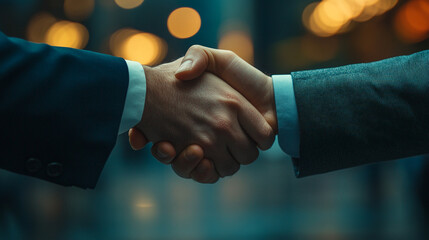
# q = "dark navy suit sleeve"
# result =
<box><xmin>291</xmin><ymin>50</ymin><xmax>429</xmax><ymax>177</ymax></box>
<box><xmin>0</xmin><ymin>31</ymin><xmax>129</xmax><ymax>188</ymax></box>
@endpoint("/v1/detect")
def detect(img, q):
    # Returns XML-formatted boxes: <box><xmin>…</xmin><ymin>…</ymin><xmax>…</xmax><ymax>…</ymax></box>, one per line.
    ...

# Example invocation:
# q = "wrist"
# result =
<box><xmin>138</xmin><ymin>65</ymin><xmax>158</xmax><ymax>130</ymax></box>
<box><xmin>265</xmin><ymin>75</ymin><xmax>278</xmax><ymax>134</ymax></box>
<box><xmin>142</xmin><ymin>65</ymin><xmax>154</xmax><ymax>82</ymax></box>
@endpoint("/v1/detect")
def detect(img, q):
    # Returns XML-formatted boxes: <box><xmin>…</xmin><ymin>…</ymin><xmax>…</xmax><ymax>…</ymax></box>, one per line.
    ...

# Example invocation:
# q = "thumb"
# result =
<box><xmin>175</xmin><ymin>45</ymin><xmax>209</xmax><ymax>80</ymax></box>
<box><xmin>176</xmin><ymin>45</ymin><xmax>269</xmax><ymax>102</ymax></box>
<box><xmin>175</xmin><ymin>45</ymin><xmax>277</xmax><ymax>132</ymax></box>
<box><xmin>128</xmin><ymin>127</ymin><xmax>149</xmax><ymax>150</ymax></box>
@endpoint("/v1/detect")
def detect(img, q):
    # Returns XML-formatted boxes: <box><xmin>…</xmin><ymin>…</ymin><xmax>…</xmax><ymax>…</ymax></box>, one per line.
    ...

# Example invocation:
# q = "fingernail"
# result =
<box><xmin>175</xmin><ymin>60</ymin><xmax>193</xmax><ymax>74</ymax></box>
<box><xmin>184</xmin><ymin>150</ymin><xmax>198</xmax><ymax>162</ymax></box>
<box><xmin>196</xmin><ymin>163</ymin><xmax>208</xmax><ymax>175</ymax></box>
<box><xmin>156</xmin><ymin>148</ymin><xmax>168</xmax><ymax>159</ymax></box>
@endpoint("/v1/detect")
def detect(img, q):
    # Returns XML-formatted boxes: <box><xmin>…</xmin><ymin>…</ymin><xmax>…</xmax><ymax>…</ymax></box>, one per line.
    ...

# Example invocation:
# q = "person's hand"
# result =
<box><xmin>132</xmin><ymin>58</ymin><xmax>275</xmax><ymax>178</ymax></box>
<box><xmin>175</xmin><ymin>45</ymin><xmax>277</xmax><ymax>130</ymax></box>
<box><xmin>128</xmin><ymin>128</ymin><xmax>218</xmax><ymax>183</ymax></box>
<box><xmin>129</xmin><ymin>46</ymin><xmax>278</xmax><ymax>182</ymax></box>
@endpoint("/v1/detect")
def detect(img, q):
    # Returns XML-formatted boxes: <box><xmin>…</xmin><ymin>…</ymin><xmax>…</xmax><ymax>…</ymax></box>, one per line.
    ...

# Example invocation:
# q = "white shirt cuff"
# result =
<box><xmin>117</xmin><ymin>60</ymin><xmax>147</xmax><ymax>135</ymax></box>
<box><xmin>272</xmin><ymin>74</ymin><xmax>300</xmax><ymax>158</ymax></box>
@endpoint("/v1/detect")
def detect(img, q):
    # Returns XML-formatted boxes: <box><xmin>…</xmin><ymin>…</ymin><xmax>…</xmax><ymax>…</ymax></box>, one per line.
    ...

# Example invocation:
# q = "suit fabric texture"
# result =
<box><xmin>0</xmin><ymin>32</ymin><xmax>129</xmax><ymax>188</ymax></box>
<box><xmin>291</xmin><ymin>50</ymin><xmax>429</xmax><ymax>177</ymax></box>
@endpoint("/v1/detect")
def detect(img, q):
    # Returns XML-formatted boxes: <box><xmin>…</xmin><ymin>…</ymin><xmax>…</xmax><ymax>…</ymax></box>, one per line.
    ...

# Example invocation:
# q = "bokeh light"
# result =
<box><xmin>45</xmin><ymin>21</ymin><xmax>89</xmax><ymax>49</ymax></box>
<box><xmin>115</xmin><ymin>0</ymin><xmax>144</xmax><ymax>10</ymax></box>
<box><xmin>64</xmin><ymin>0</ymin><xmax>95</xmax><ymax>21</ymax></box>
<box><xmin>394</xmin><ymin>0</ymin><xmax>429</xmax><ymax>43</ymax></box>
<box><xmin>274</xmin><ymin>35</ymin><xmax>339</xmax><ymax>70</ymax></box>
<box><xmin>303</xmin><ymin>0</ymin><xmax>398</xmax><ymax>37</ymax></box>
<box><xmin>110</xmin><ymin>28</ymin><xmax>167</xmax><ymax>65</ymax></box>
<box><xmin>109</xmin><ymin>28</ymin><xmax>140</xmax><ymax>55</ymax></box>
<box><xmin>218</xmin><ymin>31</ymin><xmax>254</xmax><ymax>64</ymax></box>
<box><xmin>26</xmin><ymin>12</ymin><xmax>57</xmax><ymax>43</ymax></box>
<box><xmin>167</xmin><ymin>7</ymin><xmax>201</xmax><ymax>39</ymax></box>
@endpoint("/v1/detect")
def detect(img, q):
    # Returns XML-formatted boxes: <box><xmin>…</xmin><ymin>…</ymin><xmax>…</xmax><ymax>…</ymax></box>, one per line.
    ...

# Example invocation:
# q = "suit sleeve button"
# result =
<box><xmin>26</xmin><ymin>158</ymin><xmax>42</xmax><ymax>173</ymax></box>
<box><xmin>46</xmin><ymin>162</ymin><xmax>63</xmax><ymax>178</ymax></box>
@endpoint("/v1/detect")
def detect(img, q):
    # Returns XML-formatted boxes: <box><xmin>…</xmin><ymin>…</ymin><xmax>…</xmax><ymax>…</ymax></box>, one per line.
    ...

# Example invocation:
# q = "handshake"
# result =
<box><xmin>128</xmin><ymin>45</ymin><xmax>278</xmax><ymax>183</ymax></box>
<box><xmin>1</xmin><ymin>30</ymin><xmax>425</xmax><ymax>189</ymax></box>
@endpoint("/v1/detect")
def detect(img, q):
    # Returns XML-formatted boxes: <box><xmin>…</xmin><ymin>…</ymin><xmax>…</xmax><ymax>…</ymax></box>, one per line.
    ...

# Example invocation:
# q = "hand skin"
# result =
<box><xmin>129</xmin><ymin>46</ymin><xmax>278</xmax><ymax>183</ymax></box>
<box><xmin>132</xmin><ymin>58</ymin><xmax>275</xmax><ymax>179</ymax></box>
<box><xmin>129</xmin><ymin>128</ymin><xmax>218</xmax><ymax>183</ymax></box>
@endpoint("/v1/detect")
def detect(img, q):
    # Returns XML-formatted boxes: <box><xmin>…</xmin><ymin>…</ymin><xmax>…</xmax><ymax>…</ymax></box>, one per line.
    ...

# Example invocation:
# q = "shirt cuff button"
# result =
<box><xmin>46</xmin><ymin>162</ymin><xmax>63</xmax><ymax>178</ymax></box>
<box><xmin>26</xmin><ymin>158</ymin><xmax>42</xmax><ymax>173</ymax></box>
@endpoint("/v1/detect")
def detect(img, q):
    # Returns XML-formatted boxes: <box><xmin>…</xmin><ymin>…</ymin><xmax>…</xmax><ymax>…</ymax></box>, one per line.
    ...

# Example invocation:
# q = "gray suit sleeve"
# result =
<box><xmin>290</xmin><ymin>50</ymin><xmax>429</xmax><ymax>177</ymax></box>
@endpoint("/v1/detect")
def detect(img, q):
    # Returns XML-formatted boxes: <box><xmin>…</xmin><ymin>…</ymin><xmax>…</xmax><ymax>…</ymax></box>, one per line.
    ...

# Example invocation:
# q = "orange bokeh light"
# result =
<box><xmin>167</xmin><ymin>7</ymin><xmax>201</xmax><ymax>39</ymax></box>
<box><xmin>394</xmin><ymin>0</ymin><xmax>429</xmax><ymax>43</ymax></box>
<box><xmin>303</xmin><ymin>0</ymin><xmax>399</xmax><ymax>37</ymax></box>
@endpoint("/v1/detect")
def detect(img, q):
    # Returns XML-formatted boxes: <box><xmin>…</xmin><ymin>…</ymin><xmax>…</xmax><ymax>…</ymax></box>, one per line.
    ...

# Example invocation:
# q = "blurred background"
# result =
<box><xmin>0</xmin><ymin>0</ymin><xmax>429</xmax><ymax>239</ymax></box>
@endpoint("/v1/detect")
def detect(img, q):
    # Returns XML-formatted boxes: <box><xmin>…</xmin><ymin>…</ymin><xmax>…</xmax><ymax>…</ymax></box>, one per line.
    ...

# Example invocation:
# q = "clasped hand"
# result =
<box><xmin>129</xmin><ymin>46</ymin><xmax>278</xmax><ymax>183</ymax></box>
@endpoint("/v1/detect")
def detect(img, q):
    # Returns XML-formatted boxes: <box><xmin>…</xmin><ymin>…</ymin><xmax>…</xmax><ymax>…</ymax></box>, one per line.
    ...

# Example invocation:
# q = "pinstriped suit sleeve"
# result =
<box><xmin>289</xmin><ymin>50</ymin><xmax>429</xmax><ymax>177</ymax></box>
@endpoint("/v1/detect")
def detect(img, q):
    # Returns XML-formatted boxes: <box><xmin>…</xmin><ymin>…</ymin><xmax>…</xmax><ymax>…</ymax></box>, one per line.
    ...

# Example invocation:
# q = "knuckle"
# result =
<box><xmin>222</xmin><ymin>93</ymin><xmax>241</xmax><ymax>109</ymax></box>
<box><xmin>213</xmin><ymin>116</ymin><xmax>233</xmax><ymax>133</ymax></box>
<box><xmin>183</xmin><ymin>147</ymin><xmax>201</xmax><ymax>163</ymax></box>
<box><xmin>189</xmin><ymin>44</ymin><xmax>203</xmax><ymax>51</ymax></box>
<box><xmin>222</xmin><ymin>50</ymin><xmax>236</xmax><ymax>58</ymax></box>
<box><xmin>151</xmin><ymin>149</ymin><xmax>171</xmax><ymax>164</ymax></box>
<box><xmin>199</xmin><ymin>136</ymin><xmax>215</xmax><ymax>149</ymax></box>
<box><xmin>191</xmin><ymin>160</ymin><xmax>216</xmax><ymax>183</ymax></box>
<box><xmin>258</xmin><ymin>124</ymin><xmax>275</xmax><ymax>149</ymax></box>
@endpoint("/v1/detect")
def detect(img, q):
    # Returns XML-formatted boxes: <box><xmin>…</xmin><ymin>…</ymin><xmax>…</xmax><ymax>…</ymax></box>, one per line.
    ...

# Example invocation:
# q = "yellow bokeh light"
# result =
<box><xmin>373</xmin><ymin>0</ymin><xmax>398</xmax><ymax>16</ymax></box>
<box><xmin>167</xmin><ymin>7</ymin><xmax>201</xmax><ymax>39</ymax></box>
<box><xmin>354</xmin><ymin>4</ymin><xmax>379</xmax><ymax>22</ymax></box>
<box><xmin>45</xmin><ymin>21</ymin><xmax>89</xmax><ymax>49</ymax></box>
<box><xmin>64</xmin><ymin>0</ymin><xmax>94</xmax><ymax>21</ymax></box>
<box><xmin>302</xmin><ymin>2</ymin><xmax>319</xmax><ymax>30</ymax></box>
<box><xmin>320</xmin><ymin>1</ymin><xmax>349</xmax><ymax>26</ymax></box>
<box><xmin>123</xmin><ymin>33</ymin><xmax>159</xmax><ymax>65</ymax></box>
<box><xmin>338</xmin><ymin>0</ymin><xmax>364</xmax><ymax>18</ymax></box>
<box><xmin>135</xmin><ymin>203</ymin><xmax>153</xmax><ymax>208</ymax></box>
<box><xmin>303</xmin><ymin>0</ymin><xmax>399</xmax><ymax>37</ymax></box>
<box><xmin>109</xmin><ymin>28</ymin><xmax>140</xmax><ymax>56</ymax></box>
<box><xmin>363</xmin><ymin>0</ymin><xmax>379</xmax><ymax>7</ymax></box>
<box><xmin>110</xmin><ymin>29</ymin><xmax>167</xmax><ymax>65</ymax></box>
<box><xmin>27</xmin><ymin>12</ymin><xmax>57</xmax><ymax>43</ymax></box>
<box><xmin>309</xmin><ymin>2</ymin><xmax>343</xmax><ymax>37</ymax></box>
<box><xmin>115</xmin><ymin>0</ymin><xmax>144</xmax><ymax>10</ymax></box>
<box><xmin>218</xmin><ymin>31</ymin><xmax>254</xmax><ymax>64</ymax></box>
<box><xmin>133</xmin><ymin>197</ymin><xmax>157</xmax><ymax>220</ymax></box>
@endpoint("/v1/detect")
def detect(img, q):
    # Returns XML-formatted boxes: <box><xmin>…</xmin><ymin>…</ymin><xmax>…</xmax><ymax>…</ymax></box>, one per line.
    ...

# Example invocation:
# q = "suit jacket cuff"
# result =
<box><xmin>118</xmin><ymin>60</ymin><xmax>146</xmax><ymax>134</ymax></box>
<box><xmin>272</xmin><ymin>74</ymin><xmax>301</xmax><ymax>160</ymax></box>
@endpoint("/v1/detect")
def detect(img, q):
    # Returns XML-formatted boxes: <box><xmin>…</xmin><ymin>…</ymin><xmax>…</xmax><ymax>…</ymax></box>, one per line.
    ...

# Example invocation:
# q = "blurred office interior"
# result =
<box><xmin>0</xmin><ymin>0</ymin><xmax>429</xmax><ymax>239</ymax></box>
